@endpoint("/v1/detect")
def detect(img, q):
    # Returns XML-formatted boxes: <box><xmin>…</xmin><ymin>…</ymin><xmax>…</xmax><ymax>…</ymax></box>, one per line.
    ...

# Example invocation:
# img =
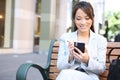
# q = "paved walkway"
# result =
<box><xmin>0</xmin><ymin>53</ymin><xmax>48</xmax><ymax>80</ymax></box>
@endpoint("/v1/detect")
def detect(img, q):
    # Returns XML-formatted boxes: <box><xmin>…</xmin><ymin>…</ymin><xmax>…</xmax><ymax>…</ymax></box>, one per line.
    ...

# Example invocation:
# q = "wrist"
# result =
<box><xmin>68</xmin><ymin>54</ymin><xmax>74</xmax><ymax>63</ymax></box>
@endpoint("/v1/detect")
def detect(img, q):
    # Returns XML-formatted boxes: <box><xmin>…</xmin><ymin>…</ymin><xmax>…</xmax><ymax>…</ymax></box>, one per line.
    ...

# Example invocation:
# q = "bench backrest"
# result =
<box><xmin>48</xmin><ymin>41</ymin><xmax>120</xmax><ymax>80</ymax></box>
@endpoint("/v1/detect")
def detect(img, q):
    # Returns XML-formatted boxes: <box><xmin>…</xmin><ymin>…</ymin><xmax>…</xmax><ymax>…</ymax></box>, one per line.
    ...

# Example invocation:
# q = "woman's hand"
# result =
<box><xmin>73</xmin><ymin>47</ymin><xmax>89</xmax><ymax>64</ymax></box>
<box><xmin>68</xmin><ymin>41</ymin><xmax>74</xmax><ymax>62</ymax></box>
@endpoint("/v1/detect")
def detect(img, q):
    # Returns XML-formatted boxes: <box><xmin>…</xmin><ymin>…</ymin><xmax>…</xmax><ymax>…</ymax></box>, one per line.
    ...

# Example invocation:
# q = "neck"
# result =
<box><xmin>77</xmin><ymin>30</ymin><xmax>90</xmax><ymax>38</ymax></box>
<box><xmin>77</xmin><ymin>30</ymin><xmax>90</xmax><ymax>44</ymax></box>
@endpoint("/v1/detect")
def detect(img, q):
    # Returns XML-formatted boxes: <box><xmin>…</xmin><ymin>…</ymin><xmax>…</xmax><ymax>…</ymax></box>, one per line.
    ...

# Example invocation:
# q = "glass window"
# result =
<box><xmin>0</xmin><ymin>0</ymin><xmax>14</xmax><ymax>48</ymax></box>
<box><xmin>34</xmin><ymin>0</ymin><xmax>41</xmax><ymax>46</ymax></box>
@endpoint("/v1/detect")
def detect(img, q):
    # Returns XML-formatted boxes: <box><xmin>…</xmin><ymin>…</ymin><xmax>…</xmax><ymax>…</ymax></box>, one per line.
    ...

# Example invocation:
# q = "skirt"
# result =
<box><xmin>56</xmin><ymin>69</ymin><xmax>97</xmax><ymax>80</ymax></box>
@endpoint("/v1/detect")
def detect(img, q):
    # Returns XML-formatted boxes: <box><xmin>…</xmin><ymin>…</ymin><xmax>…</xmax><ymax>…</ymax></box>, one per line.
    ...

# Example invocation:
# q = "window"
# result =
<box><xmin>34</xmin><ymin>0</ymin><xmax>41</xmax><ymax>45</ymax></box>
<box><xmin>0</xmin><ymin>0</ymin><xmax>14</xmax><ymax>48</ymax></box>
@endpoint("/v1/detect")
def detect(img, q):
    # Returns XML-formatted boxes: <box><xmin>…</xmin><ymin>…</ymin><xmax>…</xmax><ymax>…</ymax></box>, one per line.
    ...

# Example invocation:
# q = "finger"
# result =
<box><xmin>73</xmin><ymin>50</ymin><xmax>83</xmax><ymax>60</ymax></box>
<box><xmin>74</xmin><ymin>47</ymin><xmax>83</xmax><ymax>54</ymax></box>
<box><xmin>68</xmin><ymin>42</ymin><xmax>73</xmax><ymax>48</ymax></box>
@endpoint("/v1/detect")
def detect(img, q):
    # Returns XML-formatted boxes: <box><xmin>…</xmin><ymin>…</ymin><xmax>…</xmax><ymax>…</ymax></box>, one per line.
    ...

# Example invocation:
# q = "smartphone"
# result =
<box><xmin>74</xmin><ymin>42</ymin><xmax>85</xmax><ymax>53</ymax></box>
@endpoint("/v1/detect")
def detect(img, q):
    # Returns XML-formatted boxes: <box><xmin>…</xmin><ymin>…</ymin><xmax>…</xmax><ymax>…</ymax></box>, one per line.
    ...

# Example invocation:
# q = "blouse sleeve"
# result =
<box><xmin>57</xmin><ymin>33</ymin><xmax>75</xmax><ymax>70</ymax></box>
<box><xmin>86</xmin><ymin>36</ymin><xmax>107</xmax><ymax>74</ymax></box>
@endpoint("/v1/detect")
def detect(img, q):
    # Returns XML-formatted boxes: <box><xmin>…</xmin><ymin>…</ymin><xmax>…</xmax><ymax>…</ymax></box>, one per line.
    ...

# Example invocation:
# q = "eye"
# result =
<box><xmin>76</xmin><ymin>18</ymin><xmax>81</xmax><ymax>20</ymax></box>
<box><xmin>85</xmin><ymin>17</ymin><xmax>90</xmax><ymax>20</ymax></box>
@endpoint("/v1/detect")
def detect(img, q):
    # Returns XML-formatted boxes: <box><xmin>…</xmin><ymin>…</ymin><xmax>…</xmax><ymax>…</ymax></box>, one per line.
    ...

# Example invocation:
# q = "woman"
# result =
<box><xmin>56</xmin><ymin>1</ymin><xmax>107</xmax><ymax>80</ymax></box>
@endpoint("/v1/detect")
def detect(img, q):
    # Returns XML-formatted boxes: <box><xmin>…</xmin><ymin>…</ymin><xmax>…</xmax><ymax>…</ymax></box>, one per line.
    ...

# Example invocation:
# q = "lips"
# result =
<box><xmin>80</xmin><ymin>26</ymin><xmax>86</xmax><ymax>29</ymax></box>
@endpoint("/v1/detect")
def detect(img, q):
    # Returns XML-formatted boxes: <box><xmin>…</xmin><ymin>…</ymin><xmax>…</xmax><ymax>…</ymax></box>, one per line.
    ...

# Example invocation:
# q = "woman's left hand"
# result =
<box><xmin>73</xmin><ymin>47</ymin><xmax>89</xmax><ymax>64</ymax></box>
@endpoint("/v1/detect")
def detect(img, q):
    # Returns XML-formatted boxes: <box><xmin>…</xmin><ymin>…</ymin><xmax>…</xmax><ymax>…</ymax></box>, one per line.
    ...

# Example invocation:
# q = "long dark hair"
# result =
<box><xmin>72</xmin><ymin>1</ymin><xmax>95</xmax><ymax>32</ymax></box>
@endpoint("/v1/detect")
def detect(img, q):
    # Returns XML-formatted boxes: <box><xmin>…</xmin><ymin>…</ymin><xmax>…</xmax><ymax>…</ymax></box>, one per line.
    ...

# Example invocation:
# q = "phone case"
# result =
<box><xmin>74</xmin><ymin>42</ymin><xmax>85</xmax><ymax>53</ymax></box>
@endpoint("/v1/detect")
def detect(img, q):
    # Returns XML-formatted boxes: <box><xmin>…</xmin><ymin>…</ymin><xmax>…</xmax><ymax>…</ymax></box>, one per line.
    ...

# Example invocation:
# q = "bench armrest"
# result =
<box><xmin>16</xmin><ymin>63</ymin><xmax>48</xmax><ymax>80</ymax></box>
<box><xmin>16</xmin><ymin>38</ymin><xmax>57</xmax><ymax>80</ymax></box>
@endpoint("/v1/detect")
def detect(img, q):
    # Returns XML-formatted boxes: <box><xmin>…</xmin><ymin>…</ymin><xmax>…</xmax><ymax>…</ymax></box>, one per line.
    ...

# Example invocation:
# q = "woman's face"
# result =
<box><xmin>74</xmin><ymin>8</ymin><xmax>93</xmax><ymax>33</ymax></box>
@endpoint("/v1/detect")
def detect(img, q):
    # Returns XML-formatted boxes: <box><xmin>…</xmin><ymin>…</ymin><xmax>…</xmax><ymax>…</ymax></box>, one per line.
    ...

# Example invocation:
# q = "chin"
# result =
<box><xmin>80</xmin><ymin>29</ymin><xmax>88</xmax><ymax>32</ymax></box>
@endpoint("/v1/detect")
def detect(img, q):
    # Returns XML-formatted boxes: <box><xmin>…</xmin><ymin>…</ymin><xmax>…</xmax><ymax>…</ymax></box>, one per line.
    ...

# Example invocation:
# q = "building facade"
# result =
<box><xmin>0</xmin><ymin>0</ymin><xmax>105</xmax><ymax>54</ymax></box>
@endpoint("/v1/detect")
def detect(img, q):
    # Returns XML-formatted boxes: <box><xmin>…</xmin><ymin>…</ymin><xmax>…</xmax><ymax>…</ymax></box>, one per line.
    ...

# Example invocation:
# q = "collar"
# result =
<box><xmin>72</xmin><ymin>30</ymin><xmax>96</xmax><ymax>42</ymax></box>
<box><xmin>89</xmin><ymin>30</ymin><xmax>96</xmax><ymax>40</ymax></box>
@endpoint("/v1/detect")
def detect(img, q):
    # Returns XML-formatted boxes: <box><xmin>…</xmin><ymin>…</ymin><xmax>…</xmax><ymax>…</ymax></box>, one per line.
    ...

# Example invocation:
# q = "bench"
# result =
<box><xmin>16</xmin><ymin>38</ymin><xmax>120</xmax><ymax>80</ymax></box>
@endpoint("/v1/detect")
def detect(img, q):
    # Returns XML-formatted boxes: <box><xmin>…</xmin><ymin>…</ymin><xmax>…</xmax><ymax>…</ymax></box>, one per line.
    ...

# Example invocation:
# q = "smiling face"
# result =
<box><xmin>74</xmin><ymin>8</ymin><xmax>93</xmax><ymax>33</ymax></box>
<box><xmin>72</xmin><ymin>1</ymin><xmax>94</xmax><ymax>32</ymax></box>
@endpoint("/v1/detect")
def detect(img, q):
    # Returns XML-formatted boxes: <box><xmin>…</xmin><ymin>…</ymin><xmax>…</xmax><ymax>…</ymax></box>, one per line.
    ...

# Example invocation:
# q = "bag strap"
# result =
<box><xmin>108</xmin><ymin>47</ymin><xmax>120</xmax><ymax>63</ymax></box>
<box><xmin>117</xmin><ymin>55</ymin><xmax>120</xmax><ymax>60</ymax></box>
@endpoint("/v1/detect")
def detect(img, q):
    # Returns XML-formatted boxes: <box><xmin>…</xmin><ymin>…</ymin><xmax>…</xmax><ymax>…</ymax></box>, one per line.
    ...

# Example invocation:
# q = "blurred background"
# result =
<box><xmin>0</xmin><ymin>0</ymin><xmax>120</xmax><ymax>80</ymax></box>
<box><xmin>0</xmin><ymin>0</ymin><xmax>120</xmax><ymax>53</ymax></box>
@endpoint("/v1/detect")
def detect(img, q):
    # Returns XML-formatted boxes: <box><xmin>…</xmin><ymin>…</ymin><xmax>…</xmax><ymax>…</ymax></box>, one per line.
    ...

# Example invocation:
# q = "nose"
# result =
<box><xmin>80</xmin><ymin>19</ymin><xmax>86</xmax><ymax>25</ymax></box>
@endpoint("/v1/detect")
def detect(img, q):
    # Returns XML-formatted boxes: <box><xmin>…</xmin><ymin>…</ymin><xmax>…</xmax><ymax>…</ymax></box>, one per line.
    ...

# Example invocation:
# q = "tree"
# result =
<box><xmin>104</xmin><ymin>11</ymin><xmax>120</xmax><ymax>41</ymax></box>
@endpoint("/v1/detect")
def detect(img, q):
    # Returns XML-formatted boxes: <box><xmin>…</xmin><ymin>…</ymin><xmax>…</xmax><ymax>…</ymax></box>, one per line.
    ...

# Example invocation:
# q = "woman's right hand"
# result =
<box><xmin>68</xmin><ymin>41</ymin><xmax>74</xmax><ymax>62</ymax></box>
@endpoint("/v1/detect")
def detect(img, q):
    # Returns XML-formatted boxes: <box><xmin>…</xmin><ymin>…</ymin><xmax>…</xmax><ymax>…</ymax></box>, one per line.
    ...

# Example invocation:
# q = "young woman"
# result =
<box><xmin>56</xmin><ymin>1</ymin><xmax>107</xmax><ymax>80</ymax></box>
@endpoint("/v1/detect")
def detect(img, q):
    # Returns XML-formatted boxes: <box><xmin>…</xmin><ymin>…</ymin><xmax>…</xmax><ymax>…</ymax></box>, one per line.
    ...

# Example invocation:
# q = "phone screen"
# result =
<box><xmin>74</xmin><ymin>42</ymin><xmax>85</xmax><ymax>53</ymax></box>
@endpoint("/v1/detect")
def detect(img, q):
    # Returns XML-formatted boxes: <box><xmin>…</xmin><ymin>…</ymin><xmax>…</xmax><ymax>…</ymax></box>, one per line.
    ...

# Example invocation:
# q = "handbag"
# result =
<box><xmin>107</xmin><ymin>47</ymin><xmax>120</xmax><ymax>80</ymax></box>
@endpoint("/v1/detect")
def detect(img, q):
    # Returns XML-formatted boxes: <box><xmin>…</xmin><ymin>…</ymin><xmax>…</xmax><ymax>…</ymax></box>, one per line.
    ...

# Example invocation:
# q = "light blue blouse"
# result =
<box><xmin>57</xmin><ymin>30</ymin><xmax>107</xmax><ymax>79</ymax></box>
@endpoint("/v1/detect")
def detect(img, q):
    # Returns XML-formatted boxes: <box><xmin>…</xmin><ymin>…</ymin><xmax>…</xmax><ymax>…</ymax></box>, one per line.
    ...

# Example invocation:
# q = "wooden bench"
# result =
<box><xmin>16</xmin><ymin>38</ymin><xmax>120</xmax><ymax>80</ymax></box>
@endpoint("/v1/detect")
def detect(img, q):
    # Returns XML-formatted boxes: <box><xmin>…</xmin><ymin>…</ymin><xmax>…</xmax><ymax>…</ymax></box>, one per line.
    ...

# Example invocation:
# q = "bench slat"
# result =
<box><xmin>50</xmin><ymin>60</ymin><xmax>57</xmax><ymax>66</ymax></box>
<box><xmin>107</xmin><ymin>49</ymin><xmax>120</xmax><ymax>55</ymax></box>
<box><xmin>107</xmin><ymin>42</ymin><xmax>120</xmax><ymax>48</ymax></box>
<box><xmin>49</xmin><ymin>67</ymin><xmax>60</xmax><ymax>73</ymax></box>
<box><xmin>106</xmin><ymin>63</ymin><xmax>110</xmax><ymax>70</ymax></box>
<box><xmin>106</xmin><ymin>55</ymin><xmax>120</xmax><ymax>62</ymax></box>
<box><xmin>51</xmin><ymin>54</ymin><xmax>58</xmax><ymax>59</ymax></box>
<box><xmin>49</xmin><ymin>73</ymin><xmax>59</xmax><ymax>80</ymax></box>
<box><xmin>52</xmin><ymin>48</ymin><xmax>59</xmax><ymax>53</ymax></box>
<box><xmin>53</xmin><ymin>41</ymin><xmax>59</xmax><ymax>47</ymax></box>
